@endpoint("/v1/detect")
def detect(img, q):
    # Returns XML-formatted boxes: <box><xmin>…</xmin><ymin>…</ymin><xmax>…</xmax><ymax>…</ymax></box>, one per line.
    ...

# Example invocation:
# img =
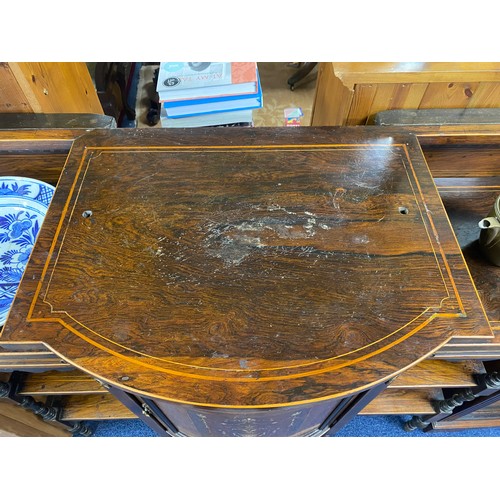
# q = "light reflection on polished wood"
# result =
<box><xmin>0</xmin><ymin>128</ymin><xmax>491</xmax><ymax>418</ymax></box>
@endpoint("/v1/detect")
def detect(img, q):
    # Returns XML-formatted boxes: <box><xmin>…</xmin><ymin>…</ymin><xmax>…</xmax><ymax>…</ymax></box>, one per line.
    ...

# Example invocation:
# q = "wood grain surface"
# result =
<box><xmin>60</xmin><ymin>393</ymin><xmax>136</xmax><ymax>420</ymax></box>
<box><xmin>359</xmin><ymin>388</ymin><xmax>442</xmax><ymax>415</ymax></box>
<box><xmin>366</xmin><ymin>122</ymin><xmax>500</xmax><ymax>361</ymax></box>
<box><xmin>388</xmin><ymin>359</ymin><xmax>485</xmax><ymax>388</ymax></box>
<box><xmin>2</xmin><ymin>63</ymin><xmax>103</xmax><ymax>114</ymax></box>
<box><xmin>18</xmin><ymin>370</ymin><xmax>106</xmax><ymax>395</ymax></box>
<box><xmin>0</xmin><ymin>398</ymin><xmax>70</xmax><ymax>436</ymax></box>
<box><xmin>0</xmin><ymin>127</ymin><xmax>493</xmax><ymax>409</ymax></box>
<box><xmin>311</xmin><ymin>63</ymin><xmax>500</xmax><ymax>126</ymax></box>
<box><xmin>438</xmin><ymin>179</ymin><xmax>499</xmax><ymax>328</ymax></box>
<box><xmin>0</xmin><ymin>129</ymin><xmax>87</xmax><ymax>188</ymax></box>
<box><xmin>328</xmin><ymin>63</ymin><xmax>500</xmax><ymax>87</ymax></box>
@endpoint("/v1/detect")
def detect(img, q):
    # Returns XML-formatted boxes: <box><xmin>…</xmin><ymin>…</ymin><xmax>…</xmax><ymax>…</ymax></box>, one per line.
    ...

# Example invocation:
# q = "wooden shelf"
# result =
<box><xmin>18</xmin><ymin>370</ymin><xmax>106</xmax><ymax>396</ymax></box>
<box><xmin>0</xmin><ymin>354</ymin><xmax>70</xmax><ymax>372</ymax></box>
<box><xmin>359</xmin><ymin>388</ymin><xmax>443</xmax><ymax>415</ymax></box>
<box><xmin>389</xmin><ymin>360</ymin><xmax>485</xmax><ymax>389</ymax></box>
<box><xmin>434</xmin><ymin>419</ymin><xmax>500</xmax><ymax>430</ymax></box>
<box><xmin>60</xmin><ymin>394</ymin><xmax>137</xmax><ymax>421</ymax></box>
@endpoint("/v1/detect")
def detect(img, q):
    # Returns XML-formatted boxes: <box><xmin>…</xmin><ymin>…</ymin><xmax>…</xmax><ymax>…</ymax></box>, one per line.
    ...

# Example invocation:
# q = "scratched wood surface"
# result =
<box><xmin>0</xmin><ymin>127</ymin><xmax>493</xmax><ymax>409</ymax></box>
<box><xmin>437</xmin><ymin>179</ymin><xmax>500</xmax><ymax>331</ymax></box>
<box><xmin>373</xmin><ymin>122</ymin><xmax>500</xmax><ymax>360</ymax></box>
<box><xmin>0</xmin><ymin>129</ymin><xmax>84</xmax><ymax>186</ymax></box>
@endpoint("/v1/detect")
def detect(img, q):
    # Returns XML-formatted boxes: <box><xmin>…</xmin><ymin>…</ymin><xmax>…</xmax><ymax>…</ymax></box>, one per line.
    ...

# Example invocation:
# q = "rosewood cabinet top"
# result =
<box><xmin>0</xmin><ymin>127</ymin><xmax>493</xmax><ymax>408</ymax></box>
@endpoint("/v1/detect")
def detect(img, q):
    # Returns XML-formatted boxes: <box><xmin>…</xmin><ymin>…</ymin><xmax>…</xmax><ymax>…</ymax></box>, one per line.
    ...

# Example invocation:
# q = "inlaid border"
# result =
<box><xmin>26</xmin><ymin>143</ymin><xmax>466</xmax><ymax>382</ymax></box>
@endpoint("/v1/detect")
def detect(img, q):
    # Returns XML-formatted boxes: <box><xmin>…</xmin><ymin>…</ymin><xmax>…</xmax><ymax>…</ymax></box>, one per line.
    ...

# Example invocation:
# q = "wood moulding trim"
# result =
<box><xmin>331</xmin><ymin>62</ymin><xmax>500</xmax><ymax>87</ymax></box>
<box><xmin>7</xmin><ymin>63</ymin><xmax>43</xmax><ymax>113</ymax></box>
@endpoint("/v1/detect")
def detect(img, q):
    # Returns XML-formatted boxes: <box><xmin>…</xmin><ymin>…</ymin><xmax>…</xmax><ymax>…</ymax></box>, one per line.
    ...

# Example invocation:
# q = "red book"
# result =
<box><xmin>157</xmin><ymin>62</ymin><xmax>259</xmax><ymax>102</ymax></box>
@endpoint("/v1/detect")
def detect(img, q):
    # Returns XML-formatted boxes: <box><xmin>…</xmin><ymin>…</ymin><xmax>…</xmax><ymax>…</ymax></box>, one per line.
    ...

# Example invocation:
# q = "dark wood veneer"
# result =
<box><xmin>1</xmin><ymin>128</ymin><xmax>491</xmax><ymax>405</ymax></box>
<box><xmin>0</xmin><ymin>126</ymin><xmax>496</xmax><ymax>436</ymax></box>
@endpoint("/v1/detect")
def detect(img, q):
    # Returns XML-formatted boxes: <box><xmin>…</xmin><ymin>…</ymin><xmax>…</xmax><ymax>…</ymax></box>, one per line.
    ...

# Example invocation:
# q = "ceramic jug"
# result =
<box><xmin>478</xmin><ymin>195</ymin><xmax>500</xmax><ymax>266</ymax></box>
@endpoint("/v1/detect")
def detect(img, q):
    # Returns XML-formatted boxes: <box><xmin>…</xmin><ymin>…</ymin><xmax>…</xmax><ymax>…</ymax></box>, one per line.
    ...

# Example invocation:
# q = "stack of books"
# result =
<box><xmin>156</xmin><ymin>62</ymin><xmax>262</xmax><ymax>128</ymax></box>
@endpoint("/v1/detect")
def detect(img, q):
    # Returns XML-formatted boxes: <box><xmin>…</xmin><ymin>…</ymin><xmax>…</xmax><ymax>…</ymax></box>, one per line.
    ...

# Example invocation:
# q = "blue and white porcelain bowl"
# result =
<box><xmin>0</xmin><ymin>177</ymin><xmax>55</xmax><ymax>326</ymax></box>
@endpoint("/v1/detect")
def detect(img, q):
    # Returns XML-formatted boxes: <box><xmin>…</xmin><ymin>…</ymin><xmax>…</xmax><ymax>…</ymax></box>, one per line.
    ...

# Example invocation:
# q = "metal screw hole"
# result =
<box><xmin>399</xmin><ymin>207</ymin><xmax>409</xmax><ymax>215</ymax></box>
<box><xmin>82</xmin><ymin>210</ymin><xmax>93</xmax><ymax>218</ymax></box>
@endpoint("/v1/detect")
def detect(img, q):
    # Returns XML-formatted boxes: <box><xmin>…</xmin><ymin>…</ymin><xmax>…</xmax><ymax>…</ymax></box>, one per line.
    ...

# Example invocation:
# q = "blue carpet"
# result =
<box><xmin>81</xmin><ymin>414</ymin><xmax>500</xmax><ymax>437</ymax></box>
<box><xmin>71</xmin><ymin>415</ymin><xmax>499</xmax><ymax>499</ymax></box>
<box><xmin>336</xmin><ymin>414</ymin><xmax>500</xmax><ymax>437</ymax></box>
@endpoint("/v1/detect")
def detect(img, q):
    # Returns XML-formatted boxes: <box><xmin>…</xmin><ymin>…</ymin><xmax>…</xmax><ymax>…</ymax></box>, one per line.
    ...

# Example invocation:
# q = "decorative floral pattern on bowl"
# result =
<box><xmin>0</xmin><ymin>177</ymin><xmax>54</xmax><ymax>326</ymax></box>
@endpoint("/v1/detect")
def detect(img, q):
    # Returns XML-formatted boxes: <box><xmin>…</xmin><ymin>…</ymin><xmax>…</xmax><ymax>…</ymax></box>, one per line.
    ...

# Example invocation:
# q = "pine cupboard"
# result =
<box><xmin>0</xmin><ymin>63</ymin><xmax>103</xmax><ymax>115</ymax></box>
<box><xmin>311</xmin><ymin>62</ymin><xmax>500</xmax><ymax>126</ymax></box>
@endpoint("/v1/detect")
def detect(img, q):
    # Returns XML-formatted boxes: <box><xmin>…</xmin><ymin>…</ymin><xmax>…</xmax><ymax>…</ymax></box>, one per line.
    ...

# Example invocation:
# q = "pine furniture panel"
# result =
<box><xmin>311</xmin><ymin>62</ymin><xmax>500</xmax><ymax>126</ymax></box>
<box><xmin>0</xmin><ymin>63</ymin><xmax>33</xmax><ymax>113</ymax></box>
<box><xmin>0</xmin><ymin>63</ymin><xmax>103</xmax><ymax>115</ymax></box>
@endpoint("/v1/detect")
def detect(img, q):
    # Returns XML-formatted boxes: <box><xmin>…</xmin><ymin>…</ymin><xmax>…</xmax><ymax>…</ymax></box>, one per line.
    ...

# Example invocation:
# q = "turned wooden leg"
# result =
<box><xmin>0</xmin><ymin>372</ymin><xmax>92</xmax><ymax>436</ymax></box>
<box><xmin>405</xmin><ymin>372</ymin><xmax>500</xmax><ymax>432</ymax></box>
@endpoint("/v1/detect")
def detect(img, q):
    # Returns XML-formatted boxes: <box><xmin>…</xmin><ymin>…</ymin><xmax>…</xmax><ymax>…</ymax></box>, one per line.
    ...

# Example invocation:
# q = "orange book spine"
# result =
<box><xmin>231</xmin><ymin>62</ymin><xmax>257</xmax><ymax>84</ymax></box>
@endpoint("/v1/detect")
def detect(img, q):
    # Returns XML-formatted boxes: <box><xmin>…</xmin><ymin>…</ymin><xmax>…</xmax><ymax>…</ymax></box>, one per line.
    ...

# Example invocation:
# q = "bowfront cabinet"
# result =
<box><xmin>0</xmin><ymin>125</ymin><xmax>498</xmax><ymax>436</ymax></box>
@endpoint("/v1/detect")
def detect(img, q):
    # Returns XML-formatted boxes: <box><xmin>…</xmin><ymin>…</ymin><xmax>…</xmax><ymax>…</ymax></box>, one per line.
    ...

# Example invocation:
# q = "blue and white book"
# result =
<box><xmin>160</xmin><ymin>108</ymin><xmax>254</xmax><ymax>128</ymax></box>
<box><xmin>162</xmin><ymin>79</ymin><xmax>263</xmax><ymax>118</ymax></box>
